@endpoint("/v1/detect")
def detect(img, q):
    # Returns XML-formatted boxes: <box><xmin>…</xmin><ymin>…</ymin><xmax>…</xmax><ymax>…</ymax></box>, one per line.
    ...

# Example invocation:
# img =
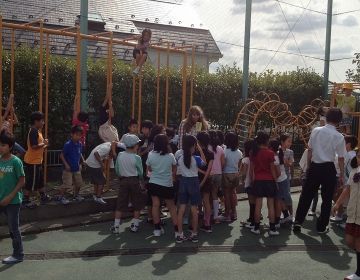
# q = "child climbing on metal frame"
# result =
<box><xmin>132</xmin><ymin>29</ymin><xmax>152</xmax><ymax>76</ymax></box>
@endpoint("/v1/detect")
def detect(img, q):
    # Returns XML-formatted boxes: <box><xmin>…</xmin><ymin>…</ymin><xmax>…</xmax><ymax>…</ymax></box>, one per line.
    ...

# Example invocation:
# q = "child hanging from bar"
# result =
<box><xmin>98</xmin><ymin>92</ymin><xmax>119</xmax><ymax>143</ymax></box>
<box><xmin>336</xmin><ymin>83</ymin><xmax>356</xmax><ymax>135</ymax></box>
<box><xmin>132</xmin><ymin>29</ymin><xmax>152</xmax><ymax>76</ymax></box>
<box><xmin>1</xmin><ymin>94</ymin><xmax>25</xmax><ymax>158</ymax></box>
<box><xmin>72</xmin><ymin>97</ymin><xmax>89</xmax><ymax>148</ymax></box>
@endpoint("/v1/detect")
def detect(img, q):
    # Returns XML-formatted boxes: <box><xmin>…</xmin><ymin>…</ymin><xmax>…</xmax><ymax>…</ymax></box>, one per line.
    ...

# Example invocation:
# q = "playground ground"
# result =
<box><xmin>0</xmin><ymin>193</ymin><xmax>354</xmax><ymax>280</ymax></box>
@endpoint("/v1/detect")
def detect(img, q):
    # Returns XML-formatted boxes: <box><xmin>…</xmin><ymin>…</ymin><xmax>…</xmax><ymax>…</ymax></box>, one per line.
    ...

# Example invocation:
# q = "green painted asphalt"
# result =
<box><xmin>0</xmin><ymin>193</ymin><xmax>356</xmax><ymax>279</ymax></box>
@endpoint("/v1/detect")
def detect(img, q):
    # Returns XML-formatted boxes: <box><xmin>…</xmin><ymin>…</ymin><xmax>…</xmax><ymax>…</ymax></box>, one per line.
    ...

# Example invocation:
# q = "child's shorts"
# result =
<box><xmin>148</xmin><ymin>183</ymin><xmax>175</xmax><ymax>200</ymax></box>
<box><xmin>61</xmin><ymin>170</ymin><xmax>84</xmax><ymax>190</ymax></box>
<box><xmin>117</xmin><ymin>177</ymin><xmax>145</xmax><ymax>212</ymax></box>
<box><xmin>222</xmin><ymin>173</ymin><xmax>240</xmax><ymax>189</ymax></box>
<box><xmin>133</xmin><ymin>48</ymin><xmax>148</xmax><ymax>59</ymax></box>
<box><xmin>24</xmin><ymin>163</ymin><xmax>44</xmax><ymax>191</ymax></box>
<box><xmin>252</xmin><ymin>180</ymin><xmax>277</xmax><ymax>198</ymax></box>
<box><xmin>210</xmin><ymin>174</ymin><xmax>222</xmax><ymax>190</ymax></box>
<box><xmin>276</xmin><ymin>179</ymin><xmax>292</xmax><ymax>206</ymax></box>
<box><xmin>200</xmin><ymin>177</ymin><xmax>212</xmax><ymax>194</ymax></box>
<box><xmin>178</xmin><ymin>176</ymin><xmax>201</xmax><ymax>206</ymax></box>
<box><xmin>87</xmin><ymin>167</ymin><xmax>106</xmax><ymax>186</ymax></box>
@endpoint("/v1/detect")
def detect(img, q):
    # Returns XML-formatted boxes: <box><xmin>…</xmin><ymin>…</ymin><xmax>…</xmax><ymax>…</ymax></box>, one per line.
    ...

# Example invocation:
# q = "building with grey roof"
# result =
<box><xmin>0</xmin><ymin>0</ymin><xmax>222</xmax><ymax>70</ymax></box>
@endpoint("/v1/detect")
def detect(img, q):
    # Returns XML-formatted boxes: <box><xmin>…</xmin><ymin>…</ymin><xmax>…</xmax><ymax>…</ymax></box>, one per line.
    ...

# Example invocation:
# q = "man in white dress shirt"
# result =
<box><xmin>294</xmin><ymin>108</ymin><xmax>346</xmax><ymax>234</ymax></box>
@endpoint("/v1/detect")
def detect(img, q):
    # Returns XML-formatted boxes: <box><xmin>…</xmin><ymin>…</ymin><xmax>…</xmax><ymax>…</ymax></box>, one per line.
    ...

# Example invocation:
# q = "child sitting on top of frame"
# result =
<box><xmin>132</xmin><ymin>29</ymin><xmax>152</xmax><ymax>76</ymax></box>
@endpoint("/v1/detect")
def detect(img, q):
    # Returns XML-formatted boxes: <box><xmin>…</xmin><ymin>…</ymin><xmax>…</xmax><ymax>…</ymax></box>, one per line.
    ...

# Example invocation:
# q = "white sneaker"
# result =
<box><xmin>59</xmin><ymin>196</ymin><xmax>70</xmax><ymax>205</ymax></box>
<box><xmin>133</xmin><ymin>67</ymin><xmax>140</xmax><ymax>75</ymax></box>
<box><xmin>308</xmin><ymin>210</ymin><xmax>316</xmax><ymax>216</ymax></box>
<box><xmin>2</xmin><ymin>256</ymin><xmax>23</xmax><ymax>264</ymax></box>
<box><xmin>269</xmin><ymin>230</ymin><xmax>280</xmax><ymax>236</ymax></box>
<box><xmin>280</xmin><ymin>215</ymin><xmax>293</xmax><ymax>224</ymax></box>
<box><xmin>330</xmin><ymin>215</ymin><xmax>343</xmax><ymax>222</ymax></box>
<box><xmin>339</xmin><ymin>223</ymin><xmax>346</xmax><ymax>229</ymax></box>
<box><xmin>245</xmin><ymin>222</ymin><xmax>255</xmax><ymax>229</ymax></box>
<box><xmin>251</xmin><ymin>228</ymin><xmax>260</xmax><ymax>235</ymax></box>
<box><xmin>153</xmin><ymin>227</ymin><xmax>165</xmax><ymax>237</ymax></box>
<box><xmin>95</xmin><ymin>197</ymin><xmax>107</xmax><ymax>204</ymax></box>
<box><xmin>130</xmin><ymin>223</ymin><xmax>139</xmax><ymax>233</ymax></box>
<box><xmin>110</xmin><ymin>225</ymin><xmax>120</xmax><ymax>234</ymax></box>
<box><xmin>73</xmin><ymin>195</ymin><xmax>85</xmax><ymax>202</ymax></box>
<box><xmin>345</xmin><ymin>273</ymin><xmax>360</xmax><ymax>280</ymax></box>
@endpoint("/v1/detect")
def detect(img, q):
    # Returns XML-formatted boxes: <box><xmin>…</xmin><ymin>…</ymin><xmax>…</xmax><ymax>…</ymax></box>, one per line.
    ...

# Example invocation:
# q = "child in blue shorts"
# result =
<box><xmin>175</xmin><ymin>135</ymin><xmax>206</xmax><ymax>243</ymax></box>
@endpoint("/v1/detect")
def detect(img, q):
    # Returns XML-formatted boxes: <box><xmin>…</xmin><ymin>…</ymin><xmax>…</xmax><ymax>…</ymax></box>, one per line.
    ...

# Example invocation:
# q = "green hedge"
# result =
<box><xmin>1</xmin><ymin>47</ymin><xmax>323</xmax><ymax>149</ymax></box>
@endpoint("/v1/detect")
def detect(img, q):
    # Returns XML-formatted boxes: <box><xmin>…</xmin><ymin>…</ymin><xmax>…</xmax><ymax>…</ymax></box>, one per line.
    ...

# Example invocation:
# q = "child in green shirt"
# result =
<box><xmin>0</xmin><ymin>131</ymin><xmax>25</xmax><ymax>264</ymax></box>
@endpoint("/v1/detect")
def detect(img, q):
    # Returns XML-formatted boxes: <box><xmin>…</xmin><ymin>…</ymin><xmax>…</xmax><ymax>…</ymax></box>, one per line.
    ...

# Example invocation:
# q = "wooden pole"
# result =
<box><xmin>132</xmin><ymin>76</ymin><xmax>136</xmax><ymax>119</ymax></box>
<box><xmin>76</xmin><ymin>27</ymin><xmax>81</xmax><ymax>112</ymax></box>
<box><xmin>165</xmin><ymin>42</ymin><xmax>170</xmax><ymax>127</ymax></box>
<box><xmin>156</xmin><ymin>51</ymin><xmax>160</xmax><ymax>124</ymax></box>
<box><xmin>190</xmin><ymin>46</ymin><xmax>195</xmax><ymax>107</ymax></box>
<box><xmin>0</xmin><ymin>16</ymin><xmax>3</xmax><ymax>126</ymax></box>
<box><xmin>138</xmin><ymin>76</ymin><xmax>142</xmax><ymax>130</ymax></box>
<box><xmin>44</xmin><ymin>34</ymin><xmax>50</xmax><ymax>185</ymax></box>
<box><xmin>181</xmin><ymin>52</ymin><xmax>187</xmax><ymax>120</ymax></box>
<box><xmin>39</xmin><ymin>21</ymin><xmax>43</xmax><ymax>112</ymax></box>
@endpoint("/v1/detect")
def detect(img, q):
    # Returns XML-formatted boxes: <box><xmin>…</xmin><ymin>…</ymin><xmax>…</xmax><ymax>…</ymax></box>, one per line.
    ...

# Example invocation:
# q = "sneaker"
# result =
<box><xmin>293</xmin><ymin>223</ymin><xmax>302</xmax><ymax>233</ymax></box>
<box><xmin>59</xmin><ymin>196</ymin><xmax>70</xmax><ymax>205</ymax></box>
<box><xmin>130</xmin><ymin>223</ymin><xmax>139</xmax><ymax>233</ymax></box>
<box><xmin>269</xmin><ymin>230</ymin><xmax>280</xmax><ymax>236</ymax></box>
<box><xmin>245</xmin><ymin>223</ymin><xmax>255</xmax><ymax>229</ymax></box>
<box><xmin>188</xmin><ymin>233</ymin><xmax>199</xmax><ymax>243</ymax></box>
<box><xmin>251</xmin><ymin>228</ymin><xmax>260</xmax><ymax>235</ymax></box>
<box><xmin>40</xmin><ymin>194</ymin><xmax>51</xmax><ymax>204</ymax></box>
<box><xmin>94</xmin><ymin>197</ymin><xmax>107</xmax><ymax>205</ymax></box>
<box><xmin>345</xmin><ymin>273</ymin><xmax>360</xmax><ymax>280</ymax></box>
<box><xmin>153</xmin><ymin>227</ymin><xmax>165</xmax><ymax>237</ymax></box>
<box><xmin>176</xmin><ymin>234</ymin><xmax>187</xmax><ymax>244</ymax></box>
<box><xmin>330</xmin><ymin>216</ymin><xmax>343</xmax><ymax>222</ymax></box>
<box><xmin>308</xmin><ymin>210</ymin><xmax>316</xmax><ymax>216</ymax></box>
<box><xmin>200</xmin><ymin>225</ymin><xmax>213</xmax><ymax>233</ymax></box>
<box><xmin>339</xmin><ymin>223</ymin><xmax>346</xmax><ymax>229</ymax></box>
<box><xmin>73</xmin><ymin>195</ymin><xmax>85</xmax><ymax>202</ymax></box>
<box><xmin>275</xmin><ymin>223</ymin><xmax>281</xmax><ymax>229</ymax></box>
<box><xmin>23</xmin><ymin>200</ymin><xmax>37</xmax><ymax>209</ymax></box>
<box><xmin>160</xmin><ymin>211</ymin><xmax>168</xmax><ymax>218</ymax></box>
<box><xmin>133</xmin><ymin>67</ymin><xmax>140</xmax><ymax>76</ymax></box>
<box><xmin>110</xmin><ymin>225</ymin><xmax>120</xmax><ymax>234</ymax></box>
<box><xmin>280</xmin><ymin>215</ymin><xmax>293</xmax><ymax>224</ymax></box>
<box><xmin>2</xmin><ymin>256</ymin><xmax>23</xmax><ymax>265</ymax></box>
<box><xmin>317</xmin><ymin>227</ymin><xmax>330</xmax><ymax>234</ymax></box>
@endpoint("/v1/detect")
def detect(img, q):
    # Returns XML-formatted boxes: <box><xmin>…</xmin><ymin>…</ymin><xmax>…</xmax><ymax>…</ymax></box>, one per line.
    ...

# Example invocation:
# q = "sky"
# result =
<box><xmin>186</xmin><ymin>0</ymin><xmax>360</xmax><ymax>82</ymax></box>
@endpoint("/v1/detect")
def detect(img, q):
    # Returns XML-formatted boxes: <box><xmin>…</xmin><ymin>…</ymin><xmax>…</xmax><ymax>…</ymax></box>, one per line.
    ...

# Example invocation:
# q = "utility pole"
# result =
<box><xmin>80</xmin><ymin>0</ymin><xmax>88</xmax><ymax>110</ymax></box>
<box><xmin>242</xmin><ymin>0</ymin><xmax>252</xmax><ymax>100</ymax></box>
<box><xmin>323</xmin><ymin>0</ymin><xmax>333</xmax><ymax>99</ymax></box>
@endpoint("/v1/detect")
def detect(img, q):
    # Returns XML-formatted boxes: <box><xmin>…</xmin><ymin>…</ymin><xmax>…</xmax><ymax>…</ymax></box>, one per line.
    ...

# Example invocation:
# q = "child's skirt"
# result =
<box><xmin>345</xmin><ymin>223</ymin><xmax>360</xmax><ymax>238</ymax></box>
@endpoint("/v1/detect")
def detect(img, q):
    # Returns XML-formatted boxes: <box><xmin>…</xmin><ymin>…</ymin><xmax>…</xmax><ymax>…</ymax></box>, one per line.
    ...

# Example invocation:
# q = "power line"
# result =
<box><xmin>276</xmin><ymin>0</ymin><xmax>308</xmax><ymax>68</ymax></box>
<box><xmin>334</xmin><ymin>9</ymin><xmax>360</xmax><ymax>16</ymax></box>
<box><xmin>274</xmin><ymin>0</ymin><xmax>326</xmax><ymax>15</ymax></box>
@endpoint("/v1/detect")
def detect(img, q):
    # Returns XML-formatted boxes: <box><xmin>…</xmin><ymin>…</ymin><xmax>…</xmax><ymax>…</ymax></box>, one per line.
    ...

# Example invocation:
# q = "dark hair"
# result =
<box><xmin>0</xmin><ymin>130</ymin><xmax>15</xmax><ymax>149</ymax></box>
<box><xmin>140</xmin><ymin>28</ymin><xmax>152</xmax><ymax>44</ymax></box>
<box><xmin>182</xmin><ymin>135</ymin><xmax>197</xmax><ymax>169</ymax></box>
<box><xmin>165</xmin><ymin>127</ymin><xmax>175</xmax><ymax>139</ymax></box>
<box><xmin>149</xmin><ymin>124</ymin><xmax>164</xmax><ymax>143</ymax></box>
<box><xmin>326</xmin><ymin>108</ymin><xmax>343</xmax><ymax>124</ymax></box>
<box><xmin>345</xmin><ymin>135</ymin><xmax>358</xmax><ymax>150</ymax></box>
<box><xmin>71</xmin><ymin>125</ymin><xmax>84</xmax><ymax>134</ymax></box>
<box><xmin>224</xmin><ymin>131</ymin><xmax>239</xmax><ymax>151</ymax></box>
<box><xmin>30</xmin><ymin>111</ymin><xmax>44</xmax><ymax>125</ymax></box>
<box><xmin>216</xmin><ymin>130</ymin><xmax>224</xmax><ymax>146</ymax></box>
<box><xmin>153</xmin><ymin>134</ymin><xmax>169</xmax><ymax>155</ymax></box>
<box><xmin>128</xmin><ymin>118</ymin><xmax>138</xmax><ymax>127</ymax></box>
<box><xmin>197</xmin><ymin>131</ymin><xmax>210</xmax><ymax>148</ymax></box>
<box><xmin>317</xmin><ymin>107</ymin><xmax>326</xmax><ymax>117</ymax></box>
<box><xmin>351</xmin><ymin>150</ymin><xmax>359</xmax><ymax>169</ymax></box>
<box><xmin>251</xmin><ymin>131</ymin><xmax>270</xmax><ymax>157</ymax></box>
<box><xmin>141</xmin><ymin>120</ymin><xmax>153</xmax><ymax>130</ymax></box>
<box><xmin>243</xmin><ymin>140</ymin><xmax>254</xmax><ymax>157</ymax></box>
<box><xmin>77</xmin><ymin>111</ymin><xmax>89</xmax><ymax>123</ymax></box>
<box><xmin>280</xmin><ymin>133</ymin><xmax>291</xmax><ymax>144</ymax></box>
<box><xmin>269</xmin><ymin>139</ymin><xmax>284</xmax><ymax>165</ymax></box>
<box><xmin>209</xmin><ymin>130</ymin><xmax>220</xmax><ymax>154</ymax></box>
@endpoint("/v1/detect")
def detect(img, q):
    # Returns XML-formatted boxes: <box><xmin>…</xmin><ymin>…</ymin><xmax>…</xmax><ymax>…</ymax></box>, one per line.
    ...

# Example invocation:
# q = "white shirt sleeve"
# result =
<box><xmin>96</xmin><ymin>144</ymin><xmax>110</xmax><ymax>159</ymax></box>
<box><xmin>335</xmin><ymin>138</ymin><xmax>346</xmax><ymax>159</ymax></box>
